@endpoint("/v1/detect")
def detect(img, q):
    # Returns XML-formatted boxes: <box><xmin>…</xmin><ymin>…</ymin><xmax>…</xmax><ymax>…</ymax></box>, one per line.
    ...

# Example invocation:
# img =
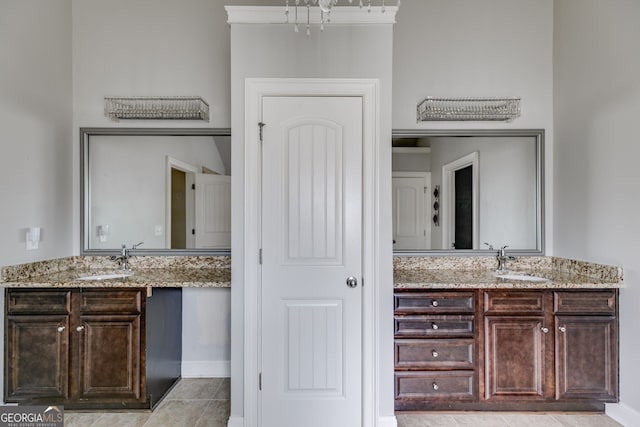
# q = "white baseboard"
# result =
<box><xmin>181</xmin><ymin>360</ymin><xmax>230</xmax><ymax>378</ymax></box>
<box><xmin>226</xmin><ymin>416</ymin><xmax>244</xmax><ymax>427</ymax></box>
<box><xmin>607</xmin><ymin>402</ymin><xmax>640</xmax><ymax>426</ymax></box>
<box><xmin>378</xmin><ymin>415</ymin><xmax>398</xmax><ymax>427</ymax></box>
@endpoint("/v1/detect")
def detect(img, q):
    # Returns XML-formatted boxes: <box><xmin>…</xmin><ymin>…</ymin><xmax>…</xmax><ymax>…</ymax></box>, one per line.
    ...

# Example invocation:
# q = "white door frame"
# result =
<box><xmin>441</xmin><ymin>152</ymin><xmax>479</xmax><ymax>250</ymax></box>
<box><xmin>244</xmin><ymin>78</ymin><xmax>380</xmax><ymax>426</ymax></box>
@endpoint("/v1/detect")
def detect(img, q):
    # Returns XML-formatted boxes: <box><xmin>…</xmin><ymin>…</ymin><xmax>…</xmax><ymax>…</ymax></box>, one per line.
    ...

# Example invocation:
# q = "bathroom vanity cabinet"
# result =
<box><xmin>5</xmin><ymin>287</ymin><xmax>182</xmax><ymax>409</ymax></box>
<box><xmin>394</xmin><ymin>289</ymin><xmax>618</xmax><ymax>411</ymax></box>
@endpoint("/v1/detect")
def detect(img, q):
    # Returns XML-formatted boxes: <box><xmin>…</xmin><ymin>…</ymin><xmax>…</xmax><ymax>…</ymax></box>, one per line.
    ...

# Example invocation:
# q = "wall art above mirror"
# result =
<box><xmin>392</xmin><ymin>129</ymin><xmax>544</xmax><ymax>255</ymax></box>
<box><xmin>81</xmin><ymin>127</ymin><xmax>231</xmax><ymax>255</ymax></box>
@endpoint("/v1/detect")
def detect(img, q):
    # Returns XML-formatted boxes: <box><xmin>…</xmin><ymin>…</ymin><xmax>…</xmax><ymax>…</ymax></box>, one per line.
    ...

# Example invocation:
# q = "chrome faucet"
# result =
<box><xmin>111</xmin><ymin>242</ymin><xmax>143</xmax><ymax>271</ymax></box>
<box><xmin>496</xmin><ymin>245</ymin><xmax>515</xmax><ymax>272</ymax></box>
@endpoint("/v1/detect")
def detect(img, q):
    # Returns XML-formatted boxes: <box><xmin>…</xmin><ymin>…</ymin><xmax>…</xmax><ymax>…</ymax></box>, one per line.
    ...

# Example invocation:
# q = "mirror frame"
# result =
<box><xmin>80</xmin><ymin>127</ymin><xmax>232</xmax><ymax>256</ymax></box>
<box><xmin>392</xmin><ymin>128</ymin><xmax>545</xmax><ymax>256</ymax></box>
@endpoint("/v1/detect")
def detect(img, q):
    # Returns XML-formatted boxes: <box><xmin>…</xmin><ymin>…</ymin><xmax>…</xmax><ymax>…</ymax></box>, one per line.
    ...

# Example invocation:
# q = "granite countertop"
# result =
<box><xmin>394</xmin><ymin>268</ymin><xmax>623</xmax><ymax>289</ymax></box>
<box><xmin>1</xmin><ymin>268</ymin><xmax>230</xmax><ymax>288</ymax></box>
<box><xmin>393</xmin><ymin>256</ymin><xmax>624</xmax><ymax>289</ymax></box>
<box><xmin>0</xmin><ymin>256</ymin><xmax>231</xmax><ymax>289</ymax></box>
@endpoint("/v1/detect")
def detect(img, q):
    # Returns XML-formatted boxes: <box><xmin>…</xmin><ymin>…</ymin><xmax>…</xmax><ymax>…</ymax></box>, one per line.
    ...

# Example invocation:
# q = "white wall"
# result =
<box><xmin>0</xmin><ymin>1</ymin><xmax>73</xmax><ymax>267</ymax></box>
<box><xmin>553</xmin><ymin>0</ymin><xmax>640</xmax><ymax>423</ymax></box>
<box><xmin>393</xmin><ymin>0</ymin><xmax>554</xmax><ymax>253</ymax></box>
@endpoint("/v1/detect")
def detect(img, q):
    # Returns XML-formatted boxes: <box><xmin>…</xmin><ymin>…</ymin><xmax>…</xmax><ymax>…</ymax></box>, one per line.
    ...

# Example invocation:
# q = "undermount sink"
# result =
<box><xmin>494</xmin><ymin>272</ymin><xmax>549</xmax><ymax>282</ymax></box>
<box><xmin>76</xmin><ymin>272</ymin><xmax>133</xmax><ymax>281</ymax></box>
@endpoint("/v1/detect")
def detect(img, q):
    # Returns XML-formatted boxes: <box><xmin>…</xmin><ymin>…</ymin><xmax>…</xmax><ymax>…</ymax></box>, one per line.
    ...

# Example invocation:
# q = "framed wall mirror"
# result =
<box><xmin>81</xmin><ymin>127</ymin><xmax>231</xmax><ymax>255</ymax></box>
<box><xmin>392</xmin><ymin>129</ymin><xmax>544</xmax><ymax>255</ymax></box>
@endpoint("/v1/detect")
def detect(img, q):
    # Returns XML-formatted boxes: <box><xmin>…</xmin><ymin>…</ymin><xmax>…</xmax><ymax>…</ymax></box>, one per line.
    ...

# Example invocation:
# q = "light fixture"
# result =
<box><xmin>285</xmin><ymin>0</ymin><xmax>400</xmax><ymax>34</ymax></box>
<box><xmin>105</xmin><ymin>96</ymin><xmax>210</xmax><ymax>121</ymax></box>
<box><xmin>417</xmin><ymin>97</ymin><xmax>521</xmax><ymax>123</ymax></box>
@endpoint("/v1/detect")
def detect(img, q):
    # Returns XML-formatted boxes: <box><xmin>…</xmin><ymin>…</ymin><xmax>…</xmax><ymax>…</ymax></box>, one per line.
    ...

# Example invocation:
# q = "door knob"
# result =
<box><xmin>346</xmin><ymin>277</ymin><xmax>358</xmax><ymax>288</ymax></box>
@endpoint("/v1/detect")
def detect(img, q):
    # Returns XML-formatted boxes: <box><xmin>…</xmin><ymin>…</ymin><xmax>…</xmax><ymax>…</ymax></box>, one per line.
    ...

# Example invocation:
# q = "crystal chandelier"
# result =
<box><xmin>285</xmin><ymin>0</ymin><xmax>400</xmax><ymax>34</ymax></box>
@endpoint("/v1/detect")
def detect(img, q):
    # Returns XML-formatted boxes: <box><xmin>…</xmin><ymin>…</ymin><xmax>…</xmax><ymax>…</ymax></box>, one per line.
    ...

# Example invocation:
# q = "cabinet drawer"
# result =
<box><xmin>7</xmin><ymin>290</ymin><xmax>71</xmax><ymax>315</ymax></box>
<box><xmin>395</xmin><ymin>339</ymin><xmax>474</xmax><ymax>369</ymax></box>
<box><xmin>395</xmin><ymin>292</ymin><xmax>474</xmax><ymax>314</ymax></box>
<box><xmin>80</xmin><ymin>290</ymin><xmax>142</xmax><ymax>314</ymax></box>
<box><xmin>554</xmin><ymin>291</ymin><xmax>616</xmax><ymax>314</ymax></box>
<box><xmin>484</xmin><ymin>291</ymin><xmax>545</xmax><ymax>314</ymax></box>
<box><xmin>395</xmin><ymin>371</ymin><xmax>475</xmax><ymax>400</ymax></box>
<box><xmin>395</xmin><ymin>315</ymin><xmax>474</xmax><ymax>337</ymax></box>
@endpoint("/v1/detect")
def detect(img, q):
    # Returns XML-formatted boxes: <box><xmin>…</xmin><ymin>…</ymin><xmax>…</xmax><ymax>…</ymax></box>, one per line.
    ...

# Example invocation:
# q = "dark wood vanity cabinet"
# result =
<box><xmin>394</xmin><ymin>289</ymin><xmax>618</xmax><ymax>411</ymax></box>
<box><xmin>5</xmin><ymin>288</ymin><xmax>182</xmax><ymax>409</ymax></box>
<box><xmin>5</xmin><ymin>291</ymin><xmax>71</xmax><ymax>401</ymax></box>
<box><xmin>394</xmin><ymin>291</ymin><xmax>477</xmax><ymax>410</ymax></box>
<box><xmin>553</xmin><ymin>291</ymin><xmax>618</xmax><ymax>401</ymax></box>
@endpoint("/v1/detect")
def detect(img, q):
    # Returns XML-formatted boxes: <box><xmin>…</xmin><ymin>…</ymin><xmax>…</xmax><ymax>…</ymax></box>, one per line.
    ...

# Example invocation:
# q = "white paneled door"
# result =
<box><xmin>194</xmin><ymin>173</ymin><xmax>231</xmax><ymax>248</ymax></box>
<box><xmin>260</xmin><ymin>96</ymin><xmax>363</xmax><ymax>427</ymax></box>
<box><xmin>392</xmin><ymin>172</ymin><xmax>431</xmax><ymax>250</ymax></box>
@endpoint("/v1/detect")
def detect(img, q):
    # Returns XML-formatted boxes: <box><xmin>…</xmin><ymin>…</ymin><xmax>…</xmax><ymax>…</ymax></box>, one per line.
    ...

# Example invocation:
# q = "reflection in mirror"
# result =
<box><xmin>392</xmin><ymin>129</ymin><xmax>544</xmax><ymax>255</ymax></box>
<box><xmin>81</xmin><ymin>128</ymin><xmax>231</xmax><ymax>255</ymax></box>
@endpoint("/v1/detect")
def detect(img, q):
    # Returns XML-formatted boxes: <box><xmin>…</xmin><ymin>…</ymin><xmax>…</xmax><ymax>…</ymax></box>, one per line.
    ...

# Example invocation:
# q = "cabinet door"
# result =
<box><xmin>556</xmin><ymin>316</ymin><xmax>617</xmax><ymax>401</ymax></box>
<box><xmin>485</xmin><ymin>316</ymin><xmax>548</xmax><ymax>400</ymax></box>
<box><xmin>6</xmin><ymin>315</ymin><xmax>69</xmax><ymax>401</ymax></box>
<box><xmin>77</xmin><ymin>314</ymin><xmax>142</xmax><ymax>401</ymax></box>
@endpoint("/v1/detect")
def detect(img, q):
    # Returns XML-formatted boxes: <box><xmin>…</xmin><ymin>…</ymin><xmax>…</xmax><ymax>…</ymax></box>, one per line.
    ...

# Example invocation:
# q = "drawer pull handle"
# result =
<box><xmin>541</xmin><ymin>327</ymin><xmax>549</xmax><ymax>334</ymax></box>
<box><xmin>431</xmin><ymin>350</ymin><xmax>439</xmax><ymax>358</ymax></box>
<box><xmin>431</xmin><ymin>300</ymin><xmax>439</xmax><ymax>307</ymax></box>
<box><xmin>432</xmin><ymin>382</ymin><xmax>439</xmax><ymax>391</ymax></box>
<box><xmin>559</xmin><ymin>326</ymin><xmax>566</xmax><ymax>333</ymax></box>
<box><xmin>57</xmin><ymin>326</ymin><xmax>65</xmax><ymax>332</ymax></box>
<box><xmin>431</xmin><ymin>323</ymin><xmax>439</xmax><ymax>330</ymax></box>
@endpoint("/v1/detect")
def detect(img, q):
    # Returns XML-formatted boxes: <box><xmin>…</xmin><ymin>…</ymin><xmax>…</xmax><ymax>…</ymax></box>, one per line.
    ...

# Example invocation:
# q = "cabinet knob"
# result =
<box><xmin>559</xmin><ymin>326</ymin><xmax>566</xmax><ymax>333</ymax></box>
<box><xmin>431</xmin><ymin>300</ymin><xmax>439</xmax><ymax>307</ymax></box>
<box><xmin>431</xmin><ymin>323</ymin><xmax>439</xmax><ymax>330</ymax></box>
<box><xmin>541</xmin><ymin>327</ymin><xmax>549</xmax><ymax>333</ymax></box>
<box><xmin>57</xmin><ymin>326</ymin><xmax>65</xmax><ymax>332</ymax></box>
<box><xmin>432</xmin><ymin>382</ymin><xmax>439</xmax><ymax>391</ymax></box>
<box><xmin>431</xmin><ymin>350</ymin><xmax>439</xmax><ymax>358</ymax></box>
<box><xmin>76</xmin><ymin>326</ymin><xmax>85</xmax><ymax>332</ymax></box>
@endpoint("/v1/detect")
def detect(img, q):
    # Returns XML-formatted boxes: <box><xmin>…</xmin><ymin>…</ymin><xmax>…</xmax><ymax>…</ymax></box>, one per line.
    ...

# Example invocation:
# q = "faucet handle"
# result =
<box><xmin>131</xmin><ymin>242</ymin><xmax>144</xmax><ymax>250</ymax></box>
<box><xmin>484</xmin><ymin>242</ymin><xmax>494</xmax><ymax>251</ymax></box>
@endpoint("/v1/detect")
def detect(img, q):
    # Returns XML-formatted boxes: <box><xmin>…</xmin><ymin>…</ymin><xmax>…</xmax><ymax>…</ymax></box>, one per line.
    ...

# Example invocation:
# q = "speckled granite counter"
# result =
<box><xmin>0</xmin><ymin>256</ymin><xmax>230</xmax><ymax>288</ymax></box>
<box><xmin>393</xmin><ymin>256</ymin><xmax>623</xmax><ymax>289</ymax></box>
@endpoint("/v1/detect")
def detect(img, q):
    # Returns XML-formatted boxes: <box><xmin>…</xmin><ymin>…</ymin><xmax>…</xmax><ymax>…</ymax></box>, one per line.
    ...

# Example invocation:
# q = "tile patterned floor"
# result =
<box><xmin>65</xmin><ymin>378</ymin><xmax>623</xmax><ymax>427</ymax></box>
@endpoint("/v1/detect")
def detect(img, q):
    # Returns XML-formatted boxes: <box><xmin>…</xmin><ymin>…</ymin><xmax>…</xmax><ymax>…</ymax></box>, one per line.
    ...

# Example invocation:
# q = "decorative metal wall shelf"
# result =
<box><xmin>105</xmin><ymin>96</ymin><xmax>210</xmax><ymax>121</ymax></box>
<box><xmin>417</xmin><ymin>97</ymin><xmax>521</xmax><ymax>123</ymax></box>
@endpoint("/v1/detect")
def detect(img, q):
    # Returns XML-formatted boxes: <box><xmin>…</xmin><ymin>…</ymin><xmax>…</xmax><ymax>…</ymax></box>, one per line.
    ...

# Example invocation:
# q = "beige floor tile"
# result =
<box><xmin>89</xmin><ymin>412</ymin><xmax>150</xmax><ymax>427</ymax></box>
<box><xmin>213</xmin><ymin>378</ymin><xmax>230</xmax><ymax>400</ymax></box>
<box><xmin>143</xmin><ymin>400</ymin><xmax>210</xmax><ymax>427</ymax></box>
<box><xmin>195</xmin><ymin>400</ymin><xmax>231</xmax><ymax>427</ymax></box>
<box><xmin>552</xmin><ymin>413</ymin><xmax>623</xmax><ymax>427</ymax></box>
<box><xmin>452</xmin><ymin>412</ymin><xmax>510</xmax><ymax>426</ymax></box>
<box><xmin>397</xmin><ymin>412</ymin><xmax>459</xmax><ymax>427</ymax></box>
<box><xmin>165</xmin><ymin>378</ymin><xmax>225</xmax><ymax>400</ymax></box>
<box><xmin>63</xmin><ymin>413</ymin><xmax>103</xmax><ymax>427</ymax></box>
<box><xmin>500</xmin><ymin>413</ymin><xmax>564</xmax><ymax>427</ymax></box>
